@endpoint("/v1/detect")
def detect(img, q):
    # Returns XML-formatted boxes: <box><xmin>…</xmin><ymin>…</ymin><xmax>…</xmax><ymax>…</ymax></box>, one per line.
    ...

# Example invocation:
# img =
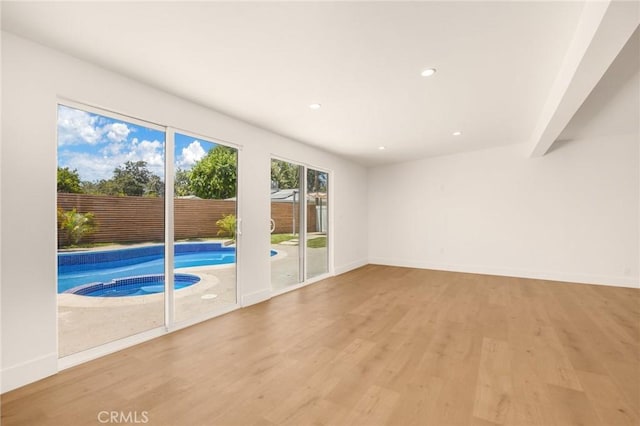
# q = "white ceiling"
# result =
<box><xmin>0</xmin><ymin>1</ymin><xmax>596</xmax><ymax>166</ymax></box>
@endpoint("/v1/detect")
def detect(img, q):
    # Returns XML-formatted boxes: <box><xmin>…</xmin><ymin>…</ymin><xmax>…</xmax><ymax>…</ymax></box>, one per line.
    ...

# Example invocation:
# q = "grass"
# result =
<box><xmin>58</xmin><ymin>241</ymin><xmax>116</xmax><ymax>250</ymax></box>
<box><xmin>271</xmin><ymin>233</ymin><xmax>297</xmax><ymax>244</ymax></box>
<box><xmin>271</xmin><ymin>234</ymin><xmax>327</xmax><ymax>248</ymax></box>
<box><xmin>307</xmin><ymin>236</ymin><xmax>327</xmax><ymax>248</ymax></box>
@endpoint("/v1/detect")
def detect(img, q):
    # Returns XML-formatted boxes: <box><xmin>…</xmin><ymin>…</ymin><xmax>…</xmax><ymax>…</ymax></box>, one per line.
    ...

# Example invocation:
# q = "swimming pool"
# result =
<box><xmin>65</xmin><ymin>273</ymin><xmax>201</xmax><ymax>297</ymax></box>
<box><xmin>58</xmin><ymin>242</ymin><xmax>276</xmax><ymax>294</ymax></box>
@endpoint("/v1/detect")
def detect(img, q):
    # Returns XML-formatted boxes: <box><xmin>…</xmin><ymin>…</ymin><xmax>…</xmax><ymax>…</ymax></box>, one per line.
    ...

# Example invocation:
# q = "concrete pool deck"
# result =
<box><xmin>58</xmin><ymin>242</ymin><xmax>328</xmax><ymax>357</ymax></box>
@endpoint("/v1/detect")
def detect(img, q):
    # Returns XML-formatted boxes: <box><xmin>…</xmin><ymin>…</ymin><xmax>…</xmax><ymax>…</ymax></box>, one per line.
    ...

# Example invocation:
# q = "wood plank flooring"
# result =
<box><xmin>2</xmin><ymin>265</ymin><xmax>639</xmax><ymax>425</ymax></box>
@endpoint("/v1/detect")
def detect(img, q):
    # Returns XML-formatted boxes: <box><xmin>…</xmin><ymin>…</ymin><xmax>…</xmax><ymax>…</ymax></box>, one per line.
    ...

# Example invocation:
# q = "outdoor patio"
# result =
<box><xmin>58</xmin><ymin>241</ymin><xmax>327</xmax><ymax>357</ymax></box>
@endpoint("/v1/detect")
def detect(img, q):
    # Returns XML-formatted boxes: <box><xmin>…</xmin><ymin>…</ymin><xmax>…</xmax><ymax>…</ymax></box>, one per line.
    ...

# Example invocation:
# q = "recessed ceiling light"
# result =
<box><xmin>421</xmin><ymin>68</ymin><xmax>437</xmax><ymax>77</ymax></box>
<box><xmin>452</xmin><ymin>131</ymin><xmax>462</xmax><ymax>136</ymax></box>
<box><xmin>309</xmin><ymin>103</ymin><xmax>322</xmax><ymax>110</ymax></box>
<box><xmin>378</xmin><ymin>146</ymin><xmax>386</xmax><ymax>150</ymax></box>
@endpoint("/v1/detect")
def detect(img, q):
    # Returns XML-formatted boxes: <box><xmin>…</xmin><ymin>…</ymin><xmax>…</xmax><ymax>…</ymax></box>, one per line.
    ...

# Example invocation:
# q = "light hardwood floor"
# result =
<box><xmin>2</xmin><ymin>265</ymin><xmax>639</xmax><ymax>425</ymax></box>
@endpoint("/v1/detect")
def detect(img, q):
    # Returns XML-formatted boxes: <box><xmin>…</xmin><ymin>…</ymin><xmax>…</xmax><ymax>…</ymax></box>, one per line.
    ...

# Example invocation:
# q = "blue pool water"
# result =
<box><xmin>58</xmin><ymin>243</ymin><xmax>277</xmax><ymax>295</ymax></box>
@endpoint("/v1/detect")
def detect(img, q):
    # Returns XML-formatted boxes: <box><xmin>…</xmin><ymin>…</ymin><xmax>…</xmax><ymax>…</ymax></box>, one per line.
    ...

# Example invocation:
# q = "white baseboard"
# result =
<box><xmin>1</xmin><ymin>352</ymin><xmax>58</xmax><ymax>393</ymax></box>
<box><xmin>241</xmin><ymin>289</ymin><xmax>271</xmax><ymax>307</ymax></box>
<box><xmin>335</xmin><ymin>259</ymin><xmax>368</xmax><ymax>275</ymax></box>
<box><xmin>58</xmin><ymin>327</ymin><xmax>167</xmax><ymax>371</ymax></box>
<box><xmin>369</xmin><ymin>258</ymin><xmax>639</xmax><ymax>289</ymax></box>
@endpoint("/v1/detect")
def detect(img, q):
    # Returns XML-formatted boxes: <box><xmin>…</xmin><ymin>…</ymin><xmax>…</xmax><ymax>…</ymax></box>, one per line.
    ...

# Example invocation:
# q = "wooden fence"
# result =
<box><xmin>57</xmin><ymin>193</ymin><xmax>316</xmax><ymax>246</ymax></box>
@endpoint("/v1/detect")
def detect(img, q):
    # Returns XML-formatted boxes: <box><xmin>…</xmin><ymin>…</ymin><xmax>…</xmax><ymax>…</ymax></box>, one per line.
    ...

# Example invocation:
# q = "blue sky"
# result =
<box><xmin>57</xmin><ymin>105</ymin><xmax>218</xmax><ymax>182</ymax></box>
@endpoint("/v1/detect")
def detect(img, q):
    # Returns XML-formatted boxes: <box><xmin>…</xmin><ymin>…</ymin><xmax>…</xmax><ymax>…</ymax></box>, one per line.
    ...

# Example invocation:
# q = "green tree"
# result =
<box><xmin>307</xmin><ymin>169</ymin><xmax>328</xmax><ymax>193</ymax></box>
<box><xmin>145</xmin><ymin>174</ymin><xmax>164</xmax><ymax>197</ymax></box>
<box><xmin>271</xmin><ymin>159</ymin><xmax>300</xmax><ymax>190</ymax></box>
<box><xmin>79</xmin><ymin>178</ymin><xmax>120</xmax><ymax>196</ymax></box>
<box><xmin>189</xmin><ymin>145</ymin><xmax>237</xmax><ymax>199</ymax></box>
<box><xmin>113</xmin><ymin>160</ymin><xmax>153</xmax><ymax>196</ymax></box>
<box><xmin>174</xmin><ymin>168</ymin><xmax>192</xmax><ymax>196</ymax></box>
<box><xmin>79</xmin><ymin>180</ymin><xmax>97</xmax><ymax>194</ymax></box>
<box><xmin>94</xmin><ymin>179</ymin><xmax>123</xmax><ymax>196</ymax></box>
<box><xmin>57</xmin><ymin>167</ymin><xmax>82</xmax><ymax>193</ymax></box>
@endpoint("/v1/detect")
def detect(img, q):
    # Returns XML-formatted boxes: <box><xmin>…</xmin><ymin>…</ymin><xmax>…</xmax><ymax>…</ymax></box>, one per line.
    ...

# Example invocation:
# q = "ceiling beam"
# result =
<box><xmin>528</xmin><ymin>0</ymin><xmax>639</xmax><ymax>157</ymax></box>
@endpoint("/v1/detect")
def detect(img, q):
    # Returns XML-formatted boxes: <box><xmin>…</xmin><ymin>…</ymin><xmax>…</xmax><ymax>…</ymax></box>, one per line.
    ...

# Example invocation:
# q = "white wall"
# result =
<box><xmin>0</xmin><ymin>33</ymin><xmax>368</xmax><ymax>392</ymax></box>
<box><xmin>369</xmin><ymin>136</ymin><xmax>638</xmax><ymax>287</ymax></box>
<box><xmin>369</xmin><ymin>30</ymin><xmax>639</xmax><ymax>288</ymax></box>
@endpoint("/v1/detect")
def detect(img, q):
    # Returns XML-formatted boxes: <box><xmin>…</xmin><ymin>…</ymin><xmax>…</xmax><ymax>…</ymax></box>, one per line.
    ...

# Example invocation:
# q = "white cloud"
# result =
<box><xmin>61</xmin><ymin>138</ymin><xmax>165</xmax><ymax>182</ymax></box>
<box><xmin>104</xmin><ymin>122</ymin><xmax>131</xmax><ymax>143</ymax></box>
<box><xmin>57</xmin><ymin>105</ymin><xmax>102</xmax><ymax>145</ymax></box>
<box><xmin>177</xmin><ymin>140</ymin><xmax>206</xmax><ymax>169</ymax></box>
<box><xmin>102</xmin><ymin>141</ymin><xmax>124</xmax><ymax>156</ymax></box>
<box><xmin>57</xmin><ymin>105</ymin><xmax>134</xmax><ymax>146</ymax></box>
<box><xmin>130</xmin><ymin>140</ymin><xmax>165</xmax><ymax>176</ymax></box>
<box><xmin>58</xmin><ymin>151</ymin><xmax>118</xmax><ymax>182</ymax></box>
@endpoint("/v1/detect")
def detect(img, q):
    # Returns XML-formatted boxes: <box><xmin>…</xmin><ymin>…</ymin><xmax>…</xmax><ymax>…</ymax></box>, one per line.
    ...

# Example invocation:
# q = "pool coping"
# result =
<box><xmin>57</xmin><ymin>249</ymin><xmax>288</xmax><ymax>307</ymax></box>
<box><xmin>58</xmin><ymin>272</ymin><xmax>221</xmax><ymax>307</ymax></box>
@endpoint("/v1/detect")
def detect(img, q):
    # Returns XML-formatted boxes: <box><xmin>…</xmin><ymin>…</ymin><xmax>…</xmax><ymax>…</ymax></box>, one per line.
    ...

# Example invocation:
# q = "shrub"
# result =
<box><xmin>57</xmin><ymin>208</ymin><xmax>98</xmax><ymax>246</ymax></box>
<box><xmin>216</xmin><ymin>214</ymin><xmax>236</xmax><ymax>241</ymax></box>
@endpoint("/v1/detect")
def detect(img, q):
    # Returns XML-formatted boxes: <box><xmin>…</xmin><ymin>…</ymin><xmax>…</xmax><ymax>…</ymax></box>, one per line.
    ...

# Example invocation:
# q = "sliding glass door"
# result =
<box><xmin>270</xmin><ymin>159</ymin><xmax>329</xmax><ymax>292</ymax></box>
<box><xmin>270</xmin><ymin>159</ymin><xmax>303</xmax><ymax>290</ymax></box>
<box><xmin>57</xmin><ymin>102</ymin><xmax>240</xmax><ymax>358</ymax></box>
<box><xmin>173</xmin><ymin>132</ymin><xmax>238</xmax><ymax>323</ymax></box>
<box><xmin>57</xmin><ymin>103</ymin><xmax>166</xmax><ymax>356</ymax></box>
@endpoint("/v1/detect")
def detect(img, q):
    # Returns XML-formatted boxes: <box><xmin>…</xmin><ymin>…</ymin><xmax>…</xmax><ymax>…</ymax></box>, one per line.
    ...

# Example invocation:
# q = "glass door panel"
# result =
<box><xmin>57</xmin><ymin>104</ymin><xmax>165</xmax><ymax>357</ymax></box>
<box><xmin>270</xmin><ymin>159</ymin><xmax>303</xmax><ymax>290</ymax></box>
<box><xmin>306</xmin><ymin>168</ymin><xmax>329</xmax><ymax>279</ymax></box>
<box><xmin>174</xmin><ymin>132</ymin><xmax>238</xmax><ymax>323</ymax></box>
